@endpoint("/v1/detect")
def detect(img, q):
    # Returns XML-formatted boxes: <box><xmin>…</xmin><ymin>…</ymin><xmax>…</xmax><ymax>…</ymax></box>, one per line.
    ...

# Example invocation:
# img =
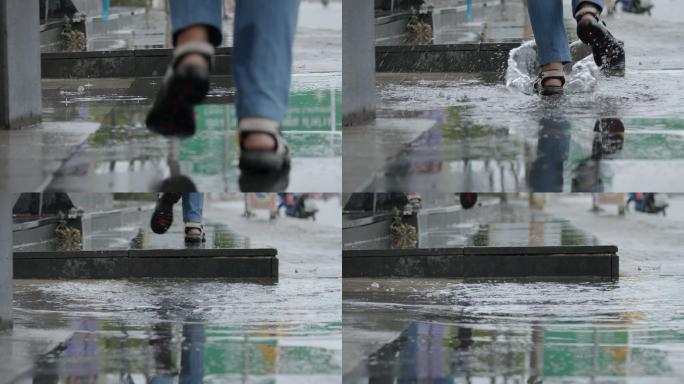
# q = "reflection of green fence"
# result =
<box><xmin>181</xmin><ymin>89</ymin><xmax>342</xmax><ymax>172</ymax></box>
<box><xmin>194</xmin><ymin>88</ymin><xmax>342</xmax><ymax>133</ymax></box>
<box><xmin>203</xmin><ymin>326</ymin><xmax>341</xmax><ymax>375</ymax></box>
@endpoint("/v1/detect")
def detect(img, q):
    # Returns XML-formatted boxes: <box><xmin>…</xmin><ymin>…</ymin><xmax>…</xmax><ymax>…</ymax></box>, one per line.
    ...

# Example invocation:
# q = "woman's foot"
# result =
<box><xmin>575</xmin><ymin>3</ymin><xmax>625</xmax><ymax>73</ymax></box>
<box><xmin>150</xmin><ymin>193</ymin><xmax>181</xmax><ymax>234</ymax></box>
<box><xmin>146</xmin><ymin>26</ymin><xmax>213</xmax><ymax>138</ymax></box>
<box><xmin>238</xmin><ymin>118</ymin><xmax>291</xmax><ymax>174</ymax></box>
<box><xmin>534</xmin><ymin>63</ymin><xmax>565</xmax><ymax>96</ymax></box>
<box><xmin>184</xmin><ymin>223</ymin><xmax>206</xmax><ymax>243</ymax></box>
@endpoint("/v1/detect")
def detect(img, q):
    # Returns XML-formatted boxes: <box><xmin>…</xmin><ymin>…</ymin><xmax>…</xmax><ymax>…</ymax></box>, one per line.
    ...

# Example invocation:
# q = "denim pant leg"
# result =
<box><xmin>572</xmin><ymin>0</ymin><xmax>605</xmax><ymax>13</ymax></box>
<box><xmin>182</xmin><ymin>193</ymin><xmax>204</xmax><ymax>224</ymax></box>
<box><xmin>233</xmin><ymin>0</ymin><xmax>300</xmax><ymax>122</ymax></box>
<box><xmin>527</xmin><ymin>0</ymin><xmax>571</xmax><ymax>66</ymax></box>
<box><xmin>169</xmin><ymin>0</ymin><xmax>223</xmax><ymax>47</ymax></box>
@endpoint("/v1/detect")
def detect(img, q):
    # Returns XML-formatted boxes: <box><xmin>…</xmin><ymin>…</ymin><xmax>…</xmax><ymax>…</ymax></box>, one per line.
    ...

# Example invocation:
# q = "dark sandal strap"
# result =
<box><xmin>167</xmin><ymin>41</ymin><xmax>214</xmax><ymax>76</ymax></box>
<box><xmin>574</xmin><ymin>7</ymin><xmax>601</xmax><ymax>22</ymax></box>
<box><xmin>185</xmin><ymin>222</ymin><xmax>203</xmax><ymax>235</ymax></box>
<box><xmin>539</xmin><ymin>69</ymin><xmax>566</xmax><ymax>86</ymax></box>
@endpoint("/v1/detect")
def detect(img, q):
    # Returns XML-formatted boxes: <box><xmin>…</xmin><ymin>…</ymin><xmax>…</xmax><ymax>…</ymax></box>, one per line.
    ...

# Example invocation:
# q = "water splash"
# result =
<box><xmin>505</xmin><ymin>40</ymin><xmax>599</xmax><ymax>94</ymax></box>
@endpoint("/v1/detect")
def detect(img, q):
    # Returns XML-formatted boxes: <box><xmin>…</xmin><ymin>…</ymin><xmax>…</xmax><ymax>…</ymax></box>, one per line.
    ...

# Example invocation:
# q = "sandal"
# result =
<box><xmin>238</xmin><ymin>118</ymin><xmax>291</xmax><ymax>174</ymax></box>
<box><xmin>150</xmin><ymin>193</ymin><xmax>181</xmax><ymax>234</ymax></box>
<box><xmin>184</xmin><ymin>222</ymin><xmax>206</xmax><ymax>243</ymax></box>
<box><xmin>533</xmin><ymin>69</ymin><xmax>565</xmax><ymax>96</ymax></box>
<box><xmin>146</xmin><ymin>41</ymin><xmax>214</xmax><ymax>138</ymax></box>
<box><xmin>575</xmin><ymin>7</ymin><xmax>625</xmax><ymax>74</ymax></box>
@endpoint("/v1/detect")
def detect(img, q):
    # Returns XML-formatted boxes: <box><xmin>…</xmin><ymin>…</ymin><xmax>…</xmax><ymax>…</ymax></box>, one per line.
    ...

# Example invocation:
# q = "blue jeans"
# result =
<box><xmin>527</xmin><ymin>0</ymin><xmax>604</xmax><ymax>66</ymax></box>
<box><xmin>169</xmin><ymin>0</ymin><xmax>300</xmax><ymax>123</ymax></box>
<box><xmin>182</xmin><ymin>192</ymin><xmax>204</xmax><ymax>224</ymax></box>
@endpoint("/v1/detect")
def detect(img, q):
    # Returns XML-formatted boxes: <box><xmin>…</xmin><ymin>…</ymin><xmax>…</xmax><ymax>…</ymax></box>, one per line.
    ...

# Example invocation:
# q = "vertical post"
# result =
<box><xmin>0</xmin><ymin>193</ymin><xmax>12</xmax><ymax>330</ymax></box>
<box><xmin>466</xmin><ymin>0</ymin><xmax>473</xmax><ymax>22</ymax></box>
<box><xmin>0</xmin><ymin>0</ymin><xmax>42</xmax><ymax>129</ymax></box>
<box><xmin>342</xmin><ymin>0</ymin><xmax>376</xmax><ymax>126</ymax></box>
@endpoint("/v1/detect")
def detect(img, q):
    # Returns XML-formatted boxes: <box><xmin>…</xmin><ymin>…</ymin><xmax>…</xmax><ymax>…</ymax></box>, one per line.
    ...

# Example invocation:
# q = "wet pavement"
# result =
<box><xmin>2</xmin><ymin>196</ymin><xmax>342</xmax><ymax>383</ymax></box>
<box><xmin>342</xmin><ymin>194</ymin><xmax>684</xmax><ymax>382</ymax></box>
<box><xmin>1</xmin><ymin>74</ymin><xmax>341</xmax><ymax>192</ymax></box>
<box><xmin>418</xmin><ymin>201</ymin><xmax>601</xmax><ymax>248</ymax></box>
<box><xmin>345</xmin><ymin>0</ymin><xmax>684</xmax><ymax>192</ymax></box>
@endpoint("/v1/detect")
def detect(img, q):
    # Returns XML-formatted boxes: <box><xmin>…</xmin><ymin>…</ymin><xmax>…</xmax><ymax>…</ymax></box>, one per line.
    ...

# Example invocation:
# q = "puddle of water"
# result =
<box><xmin>12</xmin><ymin>277</ymin><xmax>342</xmax><ymax>383</ymax></box>
<box><xmin>344</xmin><ymin>274</ymin><xmax>684</xmax><ymax>383</ymax></box>
<box><xmin>40</xmin><ymin>77</ymin><xmax>341</xmax><ymax>192</ymax></box>
<box><xmin>361</xmin><ymin>98</ymin><xmax>684</xmax><ymax>191</ymax></box>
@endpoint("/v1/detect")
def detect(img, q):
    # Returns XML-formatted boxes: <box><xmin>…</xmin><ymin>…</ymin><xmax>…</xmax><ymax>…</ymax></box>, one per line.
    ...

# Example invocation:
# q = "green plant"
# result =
<box><xmin>55</xmin><ymin>212</ymin><xmax>82</xmax><ymax>251</ymax></box>
<box><xmin>61</xmin><ymin>16</ymin><xmax>86</xmax><ymax>52</ymax></box>
<box><xmin>390</xmin><ymin>208</ymin><xmax>417</xmax><ymax>249</ymax></box>
<box><xmin>407</xmin><ymin>7</ymin><xmax>432</xmax><ymax>45</ymax></box>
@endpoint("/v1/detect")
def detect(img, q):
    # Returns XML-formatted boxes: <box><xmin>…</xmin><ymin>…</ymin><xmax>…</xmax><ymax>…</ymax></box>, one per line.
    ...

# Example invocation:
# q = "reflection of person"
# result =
<box><xmin>151</xmin><ymin>193</ymin><xmax>205</xmax><ymax>243</ymax></box>
<box><xmin>528</xmin><ymin>0</ymin><xmax>625</xmax><ymax>95</ymax></box>
<box><xmin>146</xmin><ymin>0</ymin><xmax>299</xmax><ymax>174</ymax></box>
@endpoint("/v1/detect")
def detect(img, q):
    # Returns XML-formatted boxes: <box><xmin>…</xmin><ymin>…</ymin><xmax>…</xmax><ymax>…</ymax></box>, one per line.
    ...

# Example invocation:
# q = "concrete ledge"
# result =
<box><xmin>376</xmin><ymin>43</ymin><xmax>520</xmax><ymax>73</ymax></box>
<box><xmin>14</xmin><ymin>248</ymin><xmax>278</xmax><ymax>279</ymax></box>
<box><xmin>343</xmin><ymin>246</ymin><xmax>618</xmax><ymax>279</ymax></box>
<box><xmin>41</xmin><ymin>47</ymin><xmax>233</xmax><ymax>78</ymax></box>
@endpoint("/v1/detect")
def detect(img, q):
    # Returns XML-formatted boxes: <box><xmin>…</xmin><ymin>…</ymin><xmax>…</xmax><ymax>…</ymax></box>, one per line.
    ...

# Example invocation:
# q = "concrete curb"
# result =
<box><xmin>41</xmin><ymin>47</ymin><xmax>233</xmax><ymax>78</ymax></box>
<box><xmin>376</xmin><ymin>42</ymin><xmax>521</xmax><ymax>73</ymax></box>
<box><xmin>14</xmin><ymin>248</ymin><xmax>278</xmax><ymax>279</ymax></box>
<box><xmin>342</xmin><ymin>246</ymin><xmax>618</xmax><ymax>279</ymax></box>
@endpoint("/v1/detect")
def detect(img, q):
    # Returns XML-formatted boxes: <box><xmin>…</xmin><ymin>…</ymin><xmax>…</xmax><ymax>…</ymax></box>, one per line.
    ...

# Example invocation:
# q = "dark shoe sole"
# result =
<box><xmin>239</xmin><ymin>168</ymin><xmax>290</xmax><ymax>192</ymax></box>
<box><xmin>539</xmin><ymin>86</ymin><xmax>564</xmax><ymax>96</ymax></box>
<box><xmin>239</xmin><ymin>151</ymin><xmax>291</xmax><ymax>174</ymax></box>
<box><xmin>184</xmin><ymin>234</ymin><xmax>206</xmax><ymax>243</ymax></box>
<box><xmin>146</xmin><ymin>64</ymin><xmax>210</xmax><ymax>138</ymax></box>
<box><xmin>577</xmin><ymin>19</ymin><xmax>625</xmax><ymax>74</ymax></box>
<box><xmin>150</xmin><ymin>193</ymin><xmax>181</xmax><ymax>234</ymax></box>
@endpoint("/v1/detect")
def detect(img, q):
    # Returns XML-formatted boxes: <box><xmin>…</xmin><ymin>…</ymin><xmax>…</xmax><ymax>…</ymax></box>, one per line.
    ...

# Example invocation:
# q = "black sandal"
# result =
<box><xmin>238</xmin><ymin>119</ymin><xmax>291</xmax><ymax>174</ymax></box>
<box><xmin>150</xmin><ymin>193</ymin><xmax>181</xmax><ymax>234</ymax></box>
<box><xmin>184</xmin><ymin>223</ymin><xmax>206</xmax><ymax>243</ymax></box>
<box><xmin>533</xmin><ymin>69</ymin><xmax>565</xmax><ymax>96</ymax></box>
<box><xmin>146</xmin><ymin>41</ymin><xmax>214</xmax><ymax>138</ymax></box>
<box><xmin>575</xmin><ymin>7</ymin><xmax>625</xmax><ymax>74</ymax></box>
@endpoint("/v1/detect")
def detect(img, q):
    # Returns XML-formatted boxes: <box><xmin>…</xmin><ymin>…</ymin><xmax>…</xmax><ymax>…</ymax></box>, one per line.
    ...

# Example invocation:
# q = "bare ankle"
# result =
<box><xmin>177</xmin><ymin>25</ymin><xmax>209</xmax><ymax>45</ymax></box>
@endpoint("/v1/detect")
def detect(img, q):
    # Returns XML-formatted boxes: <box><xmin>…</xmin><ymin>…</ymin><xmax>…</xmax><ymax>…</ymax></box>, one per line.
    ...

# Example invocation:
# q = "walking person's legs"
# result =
<box><xmin>182</xmin><ymin>193</ymin><xmax>205</xmax><ymax>243</ymax></box>
<box><xmin>233</xmin><ymin>0</ymin><xmax>300</xmax><ymax>173</ymax></box>
<box><xmin>527</xmin><ymin>0</ymin><xmax>571</xmax><ymax>95</ymax></box>
<box><xmin>146</xmin><ymin>0</ymin><xmax>222</xmax><ymax>137</ymax></box>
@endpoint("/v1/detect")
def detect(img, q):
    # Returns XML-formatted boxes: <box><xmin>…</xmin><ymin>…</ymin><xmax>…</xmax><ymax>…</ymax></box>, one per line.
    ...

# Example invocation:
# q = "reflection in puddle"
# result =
<box><xmin>344</xmin><ymin>274</ymin><xmax>684</xmax><ymax>383</ymax></box>
<box><xmin>357</xmin><ymin>320</ymin><xmax>682</xmax><ymax>382</ymax></box>
<box><xmin>37</xmin><ymin>77</ymin><xmax>341</xmax><ymax>192</ymax></box>
<box><xmin>26</xmin><ymin>320</ymin><xmax>339</xmax><ymax>383</ymax></box>
<box><xmin>369</xmin><ymin>105</ymin><xmax>684</xmax><ymax>192</ymax></box>
<box><xmin>13</xmin><ymin>277</ymin><xmax>342</xmax><ymax>383</ymax></box>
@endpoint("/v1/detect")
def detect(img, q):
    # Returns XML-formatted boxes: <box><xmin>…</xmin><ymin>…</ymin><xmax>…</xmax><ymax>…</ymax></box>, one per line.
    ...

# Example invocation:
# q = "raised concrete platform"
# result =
<box><xmin>343</xmin><ymin>246</ymin><xmax>618</xmax><ymax>279</ymax></box>
<box><xmin>41</xmin><ymin>48</ymin><xmax>234</xmax><ymax>78</ymax></box>
<box><xmin>14</xmin><ymin>248</ymin><xmax>278</xmax><ymax>279</ymax></box>
<box><xmin>376</xmin><ymin>43</ymin><xmax>519</xmax><ymax>73</ymax></box>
